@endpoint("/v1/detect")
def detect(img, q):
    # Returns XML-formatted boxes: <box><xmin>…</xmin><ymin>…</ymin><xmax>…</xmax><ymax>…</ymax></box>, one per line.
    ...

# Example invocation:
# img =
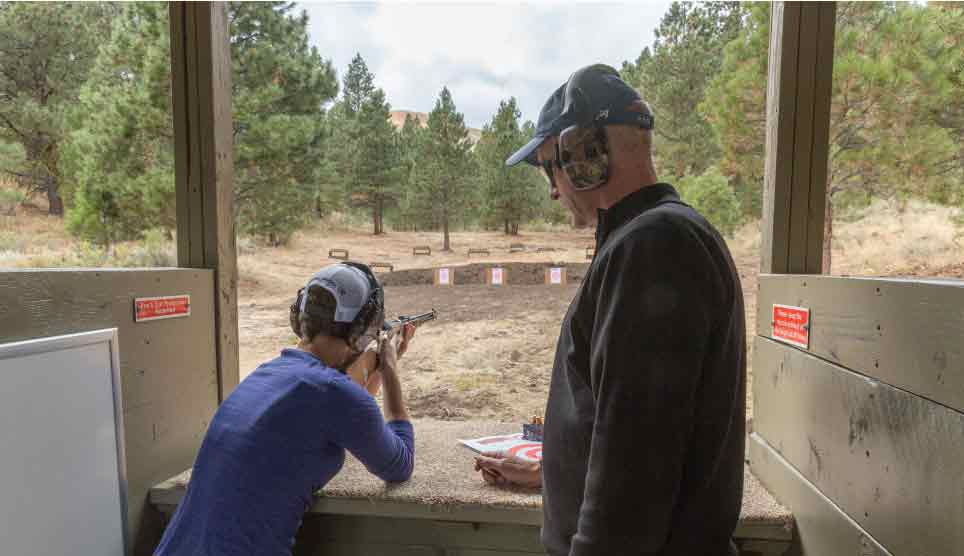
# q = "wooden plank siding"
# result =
<box><xmin>753</xmin><ymin>336</ymin><xmax>964</xmax><ymax>555</ymax></box>
<box><xmin>757</xmin><ymin>274</ymin><xmax>964</xmax><ymax>413</ymax></box>
<box><xmin>749</xmin><ymin>434</ymin><xmax>891</xmax><ymax>556</ymax></box>
<box><xmin>0</xmin><ymin>269</ymin><xmax>219</xmax><ymax>555</ymax></box>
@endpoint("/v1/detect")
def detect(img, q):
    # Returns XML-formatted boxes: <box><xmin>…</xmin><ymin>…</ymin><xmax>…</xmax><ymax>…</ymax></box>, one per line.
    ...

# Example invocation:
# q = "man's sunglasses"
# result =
<box><xmin>539</xmin><ymin>144</ymin><xmax>563</xmax><ymax>189</ymax></box>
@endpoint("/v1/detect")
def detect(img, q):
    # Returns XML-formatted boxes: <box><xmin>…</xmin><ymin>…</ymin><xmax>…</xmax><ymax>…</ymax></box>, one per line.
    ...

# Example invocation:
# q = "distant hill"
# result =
<box><xmin>390</xmin><ymin>110</ymin><xmax>482</xmax><ymax>145</ymax></box>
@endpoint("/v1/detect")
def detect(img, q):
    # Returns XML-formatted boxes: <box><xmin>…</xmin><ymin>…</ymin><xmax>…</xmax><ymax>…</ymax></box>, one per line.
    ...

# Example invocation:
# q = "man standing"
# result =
<box><xmin>475</xmin><ymin>64</ymin><xmax>746</xmax><ymax>555</ymax></box>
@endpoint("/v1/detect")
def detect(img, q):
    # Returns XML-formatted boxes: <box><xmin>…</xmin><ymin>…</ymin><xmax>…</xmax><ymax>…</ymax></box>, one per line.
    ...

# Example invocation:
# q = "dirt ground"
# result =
<box><xmin>237</xmin><ymin>222</ymin><xmax>761</xmax><ymax>423</ymax></box>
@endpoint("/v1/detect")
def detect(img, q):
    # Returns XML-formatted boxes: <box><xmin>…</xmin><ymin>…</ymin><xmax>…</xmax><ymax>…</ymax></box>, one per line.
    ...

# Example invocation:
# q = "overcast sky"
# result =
<box><xmin>302</xmin><ymin>2</ymin><xmax>672</xmax><ymax>129</ymax></box>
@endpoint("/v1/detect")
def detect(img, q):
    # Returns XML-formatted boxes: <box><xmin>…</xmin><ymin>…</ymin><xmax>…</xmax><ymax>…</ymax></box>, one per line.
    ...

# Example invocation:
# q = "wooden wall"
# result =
<box><xmin>0</xmin><ymin>269</ymin><xmax>219</xmax><ymax>555</ymax></box>
<box><xmin>750</xmin><ymin>274</ymin><xmax>964</xmax><ymax>555</ymax></box>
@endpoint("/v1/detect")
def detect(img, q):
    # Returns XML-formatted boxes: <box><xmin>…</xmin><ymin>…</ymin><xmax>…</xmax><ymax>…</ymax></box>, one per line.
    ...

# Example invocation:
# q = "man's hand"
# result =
<box><xmin>474</xmin><ymin>452</ymin><xmax>542</xmax><ymax>489</ymax></box>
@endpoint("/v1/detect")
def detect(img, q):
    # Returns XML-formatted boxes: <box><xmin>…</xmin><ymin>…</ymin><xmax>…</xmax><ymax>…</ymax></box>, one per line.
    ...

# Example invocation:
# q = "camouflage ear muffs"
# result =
<box><xmin>556</xmin><ymin>65</ymin><xmax>613</xmax><ymax>191</ymax></box>
<box><xmin>557</xmin><ymin>124</ymin><xmax>610</xmax><ymax>190</ymax></box>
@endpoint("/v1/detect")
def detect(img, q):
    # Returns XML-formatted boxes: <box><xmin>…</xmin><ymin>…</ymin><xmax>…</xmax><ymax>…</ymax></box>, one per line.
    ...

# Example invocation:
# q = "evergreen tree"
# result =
<box><xmin>420</xmin><ymin>87</ymin><xmax>473</xmax><ymax>251</ymax></box>
<box><xmin>63</xmin><ymin>2</ymin><xmax>174</xmax><ymax>244</ymax></box>
<box><xmin>392</xmin><ymin>113</ymin><xmax>430</xmax><ymax>231</ymax></box>
<box><xmin>65</xmin><ymin>2</ymin><xmax>338</xmax><ymax>245</ymax></box>
<box><xmin>475</xmin><ymin>98</ymin><xmax>542</xmax><ymax>235</ymax></box>
<box><xmin>229</xmin><ymin>1</ymin><xmax>337</xmax><ymax>245</ymax></box>
<box><xmin>0</xmin><ymin>2</ymin><xmax>113</xmax><ymax>215</ymax></box>
<box><xmin>331</xmin><ymin>55</ymin><xmax>400</xmax><ymax>235</ymax></box>
<box><xmin>622</xmin><ymin>2</ymin><xmax>747</xmax><ymax>180</ymax></box>
<box><xmin>703</xmin><ymin>2</ymin><xmax>961</xmax><ymax>271</ymax></box>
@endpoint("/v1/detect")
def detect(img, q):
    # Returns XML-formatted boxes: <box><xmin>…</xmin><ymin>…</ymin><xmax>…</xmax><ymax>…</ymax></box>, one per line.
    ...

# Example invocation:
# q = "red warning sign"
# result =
<box><xmin>772</xmin><ymin>304</ymin><xmax>810</xmax><ymax>349</ymax></box>
<box><xmin>134</xmin><ymin>295</ymin><xmax>191</xmax><ymax>322</ymax></box>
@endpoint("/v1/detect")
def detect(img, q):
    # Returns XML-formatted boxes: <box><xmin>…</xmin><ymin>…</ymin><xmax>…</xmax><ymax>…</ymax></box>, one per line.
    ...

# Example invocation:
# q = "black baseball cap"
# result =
<box><xmin>505</xmin><ymin>64</ymin><xmax>654</xmax><ymax>167</ymax></box>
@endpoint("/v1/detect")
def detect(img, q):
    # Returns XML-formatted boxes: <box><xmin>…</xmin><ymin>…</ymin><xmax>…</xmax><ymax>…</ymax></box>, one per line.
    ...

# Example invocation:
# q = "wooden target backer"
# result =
<box><xmin>545</xmin><ymin>267</ymin><xmax>567</xmax><ymax>285</ymax></box>
<box><xmin>485</xmin><ymin>267</ymin><xmax>507</xmax><ymax>285</ymax></box>
<box><xmin>434</xmin><ymin>267</ymin><xmax>454</xmax><ymax>286</ymax></box>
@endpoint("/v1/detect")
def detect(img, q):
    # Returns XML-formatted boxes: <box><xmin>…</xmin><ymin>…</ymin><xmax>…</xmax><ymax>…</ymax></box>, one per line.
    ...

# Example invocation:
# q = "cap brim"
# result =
<box><xmin>505</xmin><ymin>135</ymin><xmax>547</xmax><ymax>167</ymax></box>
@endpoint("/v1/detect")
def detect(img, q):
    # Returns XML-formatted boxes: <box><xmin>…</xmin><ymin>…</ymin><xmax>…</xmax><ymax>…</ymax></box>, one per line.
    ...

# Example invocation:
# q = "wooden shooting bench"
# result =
<box><xmin>369</xmin><ymin>262</ymin><xmax>394</xmax><ymax>273</ymax></box>
<box><xmin>150</xmin><ymin>420</ymin><xmax>795</xmax><ymax>556</ymax></box>
<box><xmin>468</xmin><ymin>248</ymin><xmax>490</xmax><ymax>257</ymax></box>
<box><xmin>328</xmin><ymin>248</ymin><xmax>349</xmax><ymax>260</ymax></box>
<box><xmin>413</xmin><ymin>246</ymin><xmax>432</xmax><ymax>256</ymax></box>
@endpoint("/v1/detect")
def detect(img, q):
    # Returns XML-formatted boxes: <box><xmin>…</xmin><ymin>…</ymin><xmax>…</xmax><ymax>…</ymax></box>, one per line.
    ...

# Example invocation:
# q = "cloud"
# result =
<box><xmin>302</xmin><ymin>1</ymin><xmax>671</xmax><ymax>128</ymax></box>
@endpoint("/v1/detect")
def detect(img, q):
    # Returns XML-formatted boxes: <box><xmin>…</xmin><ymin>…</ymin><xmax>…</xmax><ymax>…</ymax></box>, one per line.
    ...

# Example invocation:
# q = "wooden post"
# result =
<box><xmin>761</xmin><ymin>2</ymin><xmax>836</xmax><ymax>275</ymax></box>
<box><xmin>170</xmin><ymin>2</ymin><xmax>239</xmax><ymax>401</ymax></box>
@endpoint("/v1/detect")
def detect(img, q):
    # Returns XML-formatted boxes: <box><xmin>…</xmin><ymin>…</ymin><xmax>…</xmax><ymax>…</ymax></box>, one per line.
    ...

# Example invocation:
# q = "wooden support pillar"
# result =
<box><xmin>761</xmin><ymin>2</ymin><xmax>836</xmax><ymax>274</ymax></box>
<box><xmin>170</xmin><ymin>3</ymin><xmax>239</xmax><ymax>400</ymax></box>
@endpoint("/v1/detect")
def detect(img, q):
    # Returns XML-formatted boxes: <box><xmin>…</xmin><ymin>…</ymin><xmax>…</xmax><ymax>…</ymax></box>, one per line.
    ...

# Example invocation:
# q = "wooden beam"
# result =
<box><xmin>170</xmin><ymin>2</ymin><xmax>239</xmax><ymax>400</ymax></box>
<box><xmin>761</xmin><ymin>2</ymin><xmax>836</xmax><ymax>274</ymax></box>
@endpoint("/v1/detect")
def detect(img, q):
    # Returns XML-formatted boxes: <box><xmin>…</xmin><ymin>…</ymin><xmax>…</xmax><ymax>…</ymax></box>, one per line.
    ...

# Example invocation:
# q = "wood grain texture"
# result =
<box><xmin>749</xmin><ymin>434</ymin><xmax>891</xmax><ymax>556</ymax></box>
<box><xmin>170</xmin><ymin>2</ymin><xmax>239</xmax><ymax>401</ymax></box>
<box><xmin>761</xmin><ymin>2</ymin><xmax>836</xmax><ymax>274</ymax></box>
<box><xmin>0</xmin><ymin>269</ymin><xmax>218</xmax><ymax>555</ymax></box>
<box><xmin>754</xmin><ymin>337</ymin><xmax>964</xmax><ymax>555</ymax></box>
<box><xmin>758</xmin><ymin>274</ymin><xmax>964</xmax><ymax>413</ymax></box>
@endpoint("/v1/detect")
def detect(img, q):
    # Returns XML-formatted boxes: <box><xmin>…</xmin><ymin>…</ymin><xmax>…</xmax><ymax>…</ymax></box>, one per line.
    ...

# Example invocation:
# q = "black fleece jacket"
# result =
<box><xmin>541</xmin><ymin>183</ymin><xmax>746</xmax><ymax>556</ymax></box>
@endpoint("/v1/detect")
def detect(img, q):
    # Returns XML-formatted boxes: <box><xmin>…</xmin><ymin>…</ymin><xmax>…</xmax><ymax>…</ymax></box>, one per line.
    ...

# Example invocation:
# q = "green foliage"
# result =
<box><xmin>417</xmin><ymin>87</ymin><xmax>475</xmax><ymax>250</ymax></box>
<box><xmin>622</xmin><ymin>2</ymin><xmax>747</xmax><ymax>180</ymax></box>
<box><xmin>704</xmin><ymin>1</ymin><xmax>964</xmax><ymax>229</ymax></box>
<box><xmin>0</xmin><ymin>187</ymin><xmax>26</xmax><ymax>215</ymax></box>
<box><xmin>677</xmin><ymin>166</ymin><xmax>742</xmax><ymax>236</ymax></box>
<box><xmin>0</xmin><ymin>2</ymin><xmax>113</xmax><ymax>215</ymax></box>
<box><xmin>63</xmin><ymin>2</ymin><xmax>174</xmax><ymax>245</ymax></box>
<box><xmin>475</xmin><ymin>98</ymin><xmax>544</xmax><ymax>234</ymax></box>
<box><xmin>329</xmin><ymin>55</ymin><xmax>401</xmax><ymax>235</ymax></box>
<box><xmin>229</xmin><ymin>2</ymin><xmax>338</xmax><ymax>244</ymax></box>
<box><xmin>64</xmin><ymin>2</ymin><xmax>338</xmax><ymax>246</ymax></box>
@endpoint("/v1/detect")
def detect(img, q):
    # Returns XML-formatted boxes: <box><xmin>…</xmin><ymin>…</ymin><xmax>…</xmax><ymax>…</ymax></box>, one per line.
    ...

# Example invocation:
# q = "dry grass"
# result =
<box><xmin>830</xmin><ymin>199</ymin><xmax>963</xmax><ymax>276</ymax></box>
<box><xmin>3</xmin><ymin>184</ymin><xmax>962</xmax><ymax>422</ymax></box>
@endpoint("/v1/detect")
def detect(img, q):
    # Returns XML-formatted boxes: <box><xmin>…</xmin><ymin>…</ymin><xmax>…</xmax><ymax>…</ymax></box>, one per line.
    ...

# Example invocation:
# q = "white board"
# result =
<box><xmin>0</xmin><ymin>329</ymin><xmax>127</xmax><ymax>556</ymax></box>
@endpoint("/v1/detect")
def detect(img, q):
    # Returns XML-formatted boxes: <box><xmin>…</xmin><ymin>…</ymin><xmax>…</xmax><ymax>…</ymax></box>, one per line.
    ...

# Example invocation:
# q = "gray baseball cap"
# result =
<box><xmin>300</xmin><ymin>263</ymin><xmax>374</xmax><ymax>323</ymax></box>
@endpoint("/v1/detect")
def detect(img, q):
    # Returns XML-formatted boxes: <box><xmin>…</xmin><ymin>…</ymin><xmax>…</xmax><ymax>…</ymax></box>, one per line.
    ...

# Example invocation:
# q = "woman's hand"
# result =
<box><xmin>474</xmin><ymin>452</ymin><xmax>542</xmax><ymax>489</ymax></box>
<box><xmin>396</xmin><ymin>323</ymin><xmax>416</xmax><ymax>359</ymax></box>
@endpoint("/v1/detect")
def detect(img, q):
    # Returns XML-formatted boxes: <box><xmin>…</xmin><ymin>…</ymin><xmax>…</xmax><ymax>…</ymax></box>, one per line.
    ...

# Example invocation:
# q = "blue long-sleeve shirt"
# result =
<box><xmin>155</xmin><ymin>348</ymin><xmax>415</xmax><ymax>556</ymax></box>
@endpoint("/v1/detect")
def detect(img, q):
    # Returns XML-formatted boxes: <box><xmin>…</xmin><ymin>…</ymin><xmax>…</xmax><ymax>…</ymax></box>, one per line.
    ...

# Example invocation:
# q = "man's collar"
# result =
<box><xmin>594</xmin><ymin>183</ymin><xmax>680</xmax><ymax>249</ymax></box>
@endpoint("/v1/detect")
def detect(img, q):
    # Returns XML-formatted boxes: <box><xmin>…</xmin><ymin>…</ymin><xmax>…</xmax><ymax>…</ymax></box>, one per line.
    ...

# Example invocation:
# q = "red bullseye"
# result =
<box><xmin>508</xmin><ymin>443</ymin><xmax>542</xmax><ymax>461</ymax></box>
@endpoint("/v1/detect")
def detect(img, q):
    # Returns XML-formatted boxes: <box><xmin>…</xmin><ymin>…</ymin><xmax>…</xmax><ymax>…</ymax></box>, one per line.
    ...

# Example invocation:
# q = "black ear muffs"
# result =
<box><xmin>340</xmin><ymin>262</ymin><xmax>385</xmax><ymax>348</ymax></box>
<box><xmin>290</xmin><ymin>262</ymin><xmax>385</xmax><ymax>350</ymax></box>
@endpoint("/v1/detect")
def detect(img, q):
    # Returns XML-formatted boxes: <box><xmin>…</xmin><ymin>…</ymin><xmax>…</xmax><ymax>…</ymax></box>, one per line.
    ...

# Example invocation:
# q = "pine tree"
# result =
<box><xmin>331</xmin><ymin>55</ymin><xmax>400</xmax><ymax>235</ymax></box>
<box><xmin>703</xmin><ymin>2</ymin><xmax>961</xmax><ymax>271</ymax></box>
<box><xmin>391</xmin><ymin>113</ymin><xmax>429</xmax><ymax>231</ymax></box>
<box><xmin>420</xmin><ymin>87</ymin><xmax>474</xmax><ymax>251</ymax></box>
<box><xmin>64</xmin><ymin>2</ymin><xmax>338</xmax><ymax>245</ymax></box>
<box><xmin>475</xmin><ymin>98</ymin><xmax>543</xmax><ymax>235</ymax></box>
<box><xmin>0</xmin><ymin>2</ymin><xmax>113</xmax><ymax>216</ymax></box>
<box><xmin>62</xmin><ymin>2</ymin><xmax>174</xmax><ymax>244</ymax></box>
<box><xmin>622</xmin><ymin>2</ymin><xmax>748</xmax><ymax>180</ymax></box>
<box><xmin>229</xmin><ymin>1</ymin><xmax>338</xmax><ymax>245</ymax></box>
